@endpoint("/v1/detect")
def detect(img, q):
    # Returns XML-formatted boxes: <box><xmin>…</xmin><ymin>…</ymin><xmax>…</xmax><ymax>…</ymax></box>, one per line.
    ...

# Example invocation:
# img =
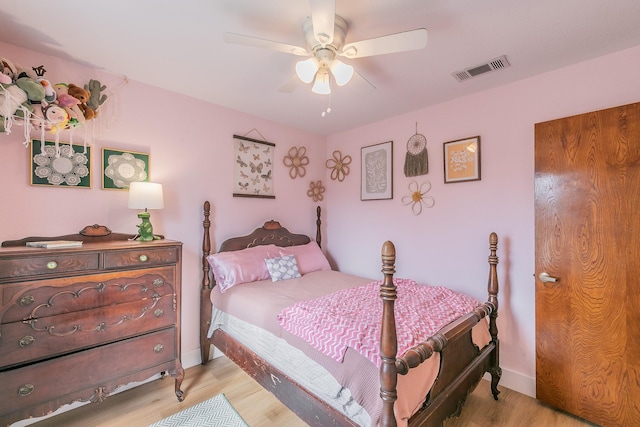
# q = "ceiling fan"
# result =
<box><xmin>223</xmin><ymin>0</ymin><xmax>428</xmax><ymax>95</ymax></box>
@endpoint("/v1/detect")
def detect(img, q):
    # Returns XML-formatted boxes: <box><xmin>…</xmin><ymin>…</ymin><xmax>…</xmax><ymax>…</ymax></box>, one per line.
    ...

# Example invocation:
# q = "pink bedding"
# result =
<box><xmin>277</xmin><ymin>278</ymin><xmax>482</xmax><ymax>366</ymax></box>
<box><xmin>210</xmin><ymin>269</ymin><xmax>489</xmax><ymax>427</ymax></box>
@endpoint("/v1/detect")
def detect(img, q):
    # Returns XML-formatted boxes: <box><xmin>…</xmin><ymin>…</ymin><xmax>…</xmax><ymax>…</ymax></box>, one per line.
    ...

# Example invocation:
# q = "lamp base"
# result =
<box><xmin>134</xmin><ymin>212</ymin><xmax>161</xmax><ymax>242</ymax></box>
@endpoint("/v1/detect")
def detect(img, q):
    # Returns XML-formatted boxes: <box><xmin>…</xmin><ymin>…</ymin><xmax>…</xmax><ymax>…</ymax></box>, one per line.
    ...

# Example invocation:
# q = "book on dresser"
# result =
<box><xmin>0</xmin><ymin>225</ymin><xmax>184</xmax><ymax>427</ymax></box>
<box><xmin>26</xmin><ymin>240</ymin><xmax>83</xmax><ymax>249</ymax></box>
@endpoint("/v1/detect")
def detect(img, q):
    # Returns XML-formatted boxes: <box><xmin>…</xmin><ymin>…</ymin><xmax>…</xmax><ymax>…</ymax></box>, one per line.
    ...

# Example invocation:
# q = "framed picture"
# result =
<box><xmin>443</xmin><ymin>136</ymin><xmax>481</xmax><ymax>183</ymax></box>
<box><xmin>30</xmin><ymin>139</ymin><xmax>91</xmax><ymax>188</ymax></box>
<box><xmin>233</xmin><ymin>134</ymin><xmax>275</xmax><ymax>199</ymax></box>
<box><xmin>361</xmin><ymin>141</ymin><xmax>393</xmax><ymax>200</ymax></box>
<box><xmin>102</xmin><ymin>148</ymin><xmax>149</xmax><ymax>189</ymax></box>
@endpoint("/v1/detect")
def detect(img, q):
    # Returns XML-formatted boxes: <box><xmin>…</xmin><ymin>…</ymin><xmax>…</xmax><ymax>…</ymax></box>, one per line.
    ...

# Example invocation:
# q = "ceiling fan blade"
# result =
<box><xmin>310</xmin><ymin>0</ymin><xmax>335</xmax><ymax>45</ymax></box>
<box><xmin>224</xmin><ymin>32</ymin><xmax>309</xmax><ymax>56</ymax></box>
<box><xmin>339</xmin><ymin>28</ymin><xmax>428</xmax><ymax>59</ymax></box>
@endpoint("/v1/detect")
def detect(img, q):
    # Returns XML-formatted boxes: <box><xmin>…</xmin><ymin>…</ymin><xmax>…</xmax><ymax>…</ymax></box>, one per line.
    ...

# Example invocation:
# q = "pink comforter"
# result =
<box><xmin>277</xmin><ymin>278</ymin><xmax>482</xmax><ymax>367</ymax></box>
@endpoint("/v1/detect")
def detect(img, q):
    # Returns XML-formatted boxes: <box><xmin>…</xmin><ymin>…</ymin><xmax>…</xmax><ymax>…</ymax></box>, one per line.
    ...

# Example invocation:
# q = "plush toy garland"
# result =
<box><xmin>0</xmin><ymin>56</ymin><xmax>111</xmax><ymax>154</ymax></box>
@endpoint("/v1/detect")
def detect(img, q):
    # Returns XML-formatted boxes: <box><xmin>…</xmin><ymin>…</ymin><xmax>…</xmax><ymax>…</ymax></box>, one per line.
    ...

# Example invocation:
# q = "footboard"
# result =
<box><xmin>379</xmin><ymin>233</ymin><xmax>500</xmax><ymax>427</ymax></box>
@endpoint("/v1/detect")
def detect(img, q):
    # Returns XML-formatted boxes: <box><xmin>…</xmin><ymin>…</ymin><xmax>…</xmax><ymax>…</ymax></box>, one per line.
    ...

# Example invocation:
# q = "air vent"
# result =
<box><xmin>452</xmin><ymin>55</ymin><xmax>510</xmax><ymax>82</ymax></box>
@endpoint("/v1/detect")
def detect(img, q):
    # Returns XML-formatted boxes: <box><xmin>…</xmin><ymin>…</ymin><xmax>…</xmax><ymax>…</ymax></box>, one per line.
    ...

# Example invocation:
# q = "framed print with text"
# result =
<box><xmin>443</xmin><ymin>136</ymin><xmax>481</xmax><ymax>183</ymax></box>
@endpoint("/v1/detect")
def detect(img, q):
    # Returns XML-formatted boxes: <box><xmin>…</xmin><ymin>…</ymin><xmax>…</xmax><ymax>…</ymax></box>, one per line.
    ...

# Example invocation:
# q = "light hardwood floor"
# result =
<box><xmin>27</xmin><ymin>357</ymin><xmax>597</xmax><ymax>427</ymax></box>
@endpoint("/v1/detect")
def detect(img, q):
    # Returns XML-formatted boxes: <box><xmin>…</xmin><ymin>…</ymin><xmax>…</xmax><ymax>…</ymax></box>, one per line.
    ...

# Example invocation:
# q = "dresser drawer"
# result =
<box><xmin>104</xmin><ymin>247</ymin><xmax>179</xmax><ymax>270</ymax></box>
<box><xmin>0</xmin><ymin>253</ymin><xmax>100</xmax><ymax>280</ymax></box>
<box><xmin>0</xmin><ymin>328</ymin><xmax>177</xmax><ymax>415</ymax></box>
<box><xmin>0</xmin><ymin>294</ymin><xmax>177</xmax><ymax>369</ymax></box>
<box><xmin>1</xmin><ymin>267</ymin><xmax>176</xmax><ymax>324</ymax></box>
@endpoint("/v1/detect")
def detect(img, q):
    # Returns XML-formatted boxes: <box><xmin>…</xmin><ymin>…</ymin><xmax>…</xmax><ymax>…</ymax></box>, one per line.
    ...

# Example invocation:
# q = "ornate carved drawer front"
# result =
<box><xmin>104</xmin><ymin>247</ymin><xmax>179</xmax><ymax>269</ymax></box>
<box><xmin>1</xmin><ymin>267</ymin><xmax>176</xmax><ymax>324</ymax></box>
<box><xmin>0</xmin><ymin>292</ymin><xmax>177</xmax><ymax>368</ymax></box>
<box><xmin>0</xmin><ymin>328</ymin><xmax>177</xmax><ymax>415</ymax></box>
<box><xmin>0</xmin><ymin>253</ymin><xmax>99</xmax><ymax>280</ymax></box>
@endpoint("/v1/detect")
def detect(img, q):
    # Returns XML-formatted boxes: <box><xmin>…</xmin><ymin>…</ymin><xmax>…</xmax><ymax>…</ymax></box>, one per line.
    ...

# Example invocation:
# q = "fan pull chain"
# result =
<box><xmin>321</xmin><ymin>94</ymin><xmax>332</xmax><ymax>117</ymax></box>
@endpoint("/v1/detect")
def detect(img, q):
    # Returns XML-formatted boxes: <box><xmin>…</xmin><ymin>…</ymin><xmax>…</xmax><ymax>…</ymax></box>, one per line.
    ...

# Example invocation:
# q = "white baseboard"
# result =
<box><xmin>485</xmin><ymin>368</ymin><xmax>536</xmax><ymax>398</ymax></box>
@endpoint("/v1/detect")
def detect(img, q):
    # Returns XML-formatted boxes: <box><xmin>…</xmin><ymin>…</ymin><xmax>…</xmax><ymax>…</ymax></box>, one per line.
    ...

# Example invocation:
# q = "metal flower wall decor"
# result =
<box><xmin>402</xmin><ymin>180</ymin><xmax>435</xmax><ymax>215</ymax></box>
<box><xmin>325</xmin><ymin>150</ymin><xmax>352</xmax><ymax>182</ymax></box>
<box><xmin>283</xmin><ymin>146</ymin><xmax>309</xmax><ymax>179</ymax></box>
<box><xmin>307</xmin><ymin>180</ymin><xmax>325</xmax><ymax>202</ymax></box>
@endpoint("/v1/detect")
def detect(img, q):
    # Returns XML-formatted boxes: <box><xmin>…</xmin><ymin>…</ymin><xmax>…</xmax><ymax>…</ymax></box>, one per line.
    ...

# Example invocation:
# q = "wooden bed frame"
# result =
<box><xmin>200</xmin><ymin>201</ymin><xmax>501</xmax><ymax>427</ymax></box>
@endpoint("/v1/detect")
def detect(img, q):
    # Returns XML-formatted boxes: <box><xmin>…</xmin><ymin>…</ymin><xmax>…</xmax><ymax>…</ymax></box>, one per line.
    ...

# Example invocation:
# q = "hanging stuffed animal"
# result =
<box><xmin>68</xmin><ymin>83</ymin><xmax>95</xmax><ymax>120</ymax></box>
<box><xmin>404</xmin><ymin>123</ymin><xmax>429</xmax><ymax>177</ymax></box>
<box><xmin>84</xmin><ymin>79</ymin><xmax>107</xmax><ymax>111</ymax></box>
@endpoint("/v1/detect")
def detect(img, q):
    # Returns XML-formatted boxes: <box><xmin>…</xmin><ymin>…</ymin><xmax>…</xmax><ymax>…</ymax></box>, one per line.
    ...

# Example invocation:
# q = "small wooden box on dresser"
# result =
<box><xmin>0</xmin><ymin>225</ymin><xmax>184</xmax><ymax>427</ymax></box>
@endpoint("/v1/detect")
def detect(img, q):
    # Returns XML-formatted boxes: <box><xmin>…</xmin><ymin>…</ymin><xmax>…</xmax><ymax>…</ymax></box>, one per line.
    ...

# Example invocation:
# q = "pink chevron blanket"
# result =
<box><xmin>277</xmin><ymin>278</ymin><xmax>481</xmax><ymax>367</ymax></box>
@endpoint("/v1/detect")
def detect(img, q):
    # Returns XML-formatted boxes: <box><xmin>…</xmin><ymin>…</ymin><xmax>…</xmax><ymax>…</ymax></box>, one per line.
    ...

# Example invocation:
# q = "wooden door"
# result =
<box><xmin>534</xmin><ymin>102</ymin><xmax>640</xmax><ymax>426</ymax></box>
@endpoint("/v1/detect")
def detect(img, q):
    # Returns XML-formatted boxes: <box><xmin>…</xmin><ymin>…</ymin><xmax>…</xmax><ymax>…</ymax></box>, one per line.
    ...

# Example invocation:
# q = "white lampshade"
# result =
<box><xmin>312</xmin><ymin>70</ymin><xmax>331</xmax><ymax>95</ymax></box>
<box><xmin>330</xmin><ymin>60</ymin><xmax>354</xmax><ymax>86</ymax></box>
<box><xmin>295</xmin><ymin>58</ymin><xmax>319</xmax><ymax>84</ymax></box>
<box><xmin>128</xmin><ymin>182</ymin><xmax>164</xmax><ymax>210</ymax></box>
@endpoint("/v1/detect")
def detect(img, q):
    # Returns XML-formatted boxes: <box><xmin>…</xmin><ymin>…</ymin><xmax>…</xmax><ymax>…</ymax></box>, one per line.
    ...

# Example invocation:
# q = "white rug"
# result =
<box><xmin>147</xmin><ymin>394</ymin><xmax>249</xmax><ymax>427</ymax></box>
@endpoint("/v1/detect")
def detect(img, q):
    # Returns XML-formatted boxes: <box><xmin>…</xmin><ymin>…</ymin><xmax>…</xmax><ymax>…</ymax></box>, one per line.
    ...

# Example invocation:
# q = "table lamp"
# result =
<box><xmin>128</xmin><ymin>181</ymin><xmax>164</xmax><ymax>241</ymax></box>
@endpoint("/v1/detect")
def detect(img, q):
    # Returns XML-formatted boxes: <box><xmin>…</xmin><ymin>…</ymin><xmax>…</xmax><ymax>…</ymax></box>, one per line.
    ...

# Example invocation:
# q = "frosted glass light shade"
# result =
<box><xmin>128</xmin><ymin>182</ymin><xmax>164</xmax><ymax>210</ymax></box>
<box><xmin>312</xmin><ymin>70</ymin><xmax>331</xmax><ymax>95</ymax></box>
<box><xmin>295</xmin><ymin>58</ymin><xmax>319</xmax><ymax>84</ymax></box>
<box><xmin>330</xmin><ymin>60</ymin><xmax>354</xmax><ymax>86</ymax></box>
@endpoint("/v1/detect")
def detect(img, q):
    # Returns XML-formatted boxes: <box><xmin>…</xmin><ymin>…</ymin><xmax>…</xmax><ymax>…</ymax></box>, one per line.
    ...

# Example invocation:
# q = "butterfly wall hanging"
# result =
<box><xmin>232</xmin><ymin>134</ymin><xmax>276</xmax><ymax>198</ymax></box>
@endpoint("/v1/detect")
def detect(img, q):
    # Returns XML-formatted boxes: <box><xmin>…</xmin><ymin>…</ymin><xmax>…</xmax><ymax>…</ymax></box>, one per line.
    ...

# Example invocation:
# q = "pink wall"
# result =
<box><xmin>325</xmin><ymin>44</ymin><xmax>640</xmax><ymax>395</ymax></box>
<box><xmin>3</xmin><ymin>39</ymin><xmax>640</xmax><ymax>398</ymax></box>
<box><xmin>0</xmin><ymin>41</ymin><xmax>326</xmax><ymax>368</ymax></box>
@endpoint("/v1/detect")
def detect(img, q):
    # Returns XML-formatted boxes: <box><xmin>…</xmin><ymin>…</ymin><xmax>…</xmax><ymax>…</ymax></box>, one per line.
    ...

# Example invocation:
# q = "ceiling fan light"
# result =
<box><xmin>330</xmin><ymin>60</ymin><xmax>354</xmax><ymax>86</ymax></box>
<box><xmin>295</xmin><ymin>58</ymin><xmax>319</xmax><ymax>84</ymax></box>
<box><xmin>312</xmin><ymin>70</ymin><xmax>331</xmax><ymax>95</ymax></box>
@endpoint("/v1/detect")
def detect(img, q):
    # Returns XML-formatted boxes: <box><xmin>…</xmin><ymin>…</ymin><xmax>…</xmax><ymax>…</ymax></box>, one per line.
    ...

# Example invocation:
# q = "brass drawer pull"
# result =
<box><xmin>153</xmin><ymin>278</ymin><xmax>164</xmax><ymax>287</ymax></box>
<box><xmin>18</xmin><ymin>384</ymin><xmax>35</xmax><ymax>396</ymax></box>
<box><xmin>19</xmin><ymin>295</ymin><xmax>35</xmax><ymax>306</ymax></box>
<box><xmin>153</xmin><ymin>344</ymin><xmax>164</xmax><ymax>353</ymax></box>
<box><xmin>19</xmin><ymin>335</ymin><xmax>35</xmax><ymax>347</ymax></box>
<box><xmin>139</xmin><ymin>254</ymin><xmax>148</xmax><ymax>262</ymax></box>
<box><xmin>154</xmin><ymin>309</ymin><xmax>164</xmax><ymax>317</ymax></box>
<box><xmin>47</xmin><ymin>261</ymin><xmax>58</xmax><ymax>270</ymax></box>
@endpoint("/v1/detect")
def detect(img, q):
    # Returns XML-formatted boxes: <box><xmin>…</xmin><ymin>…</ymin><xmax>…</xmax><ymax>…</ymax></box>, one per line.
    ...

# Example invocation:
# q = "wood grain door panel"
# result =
<box><xmin>534</xmin><ymin>102</ymin><xmax>640</xmax><ymax>426</ymax></box>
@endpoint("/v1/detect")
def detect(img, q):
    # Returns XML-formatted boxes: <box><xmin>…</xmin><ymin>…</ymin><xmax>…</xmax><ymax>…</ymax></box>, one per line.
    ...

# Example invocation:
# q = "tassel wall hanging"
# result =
<box><xmin>403</xmin><ymin>122</ymin><xmax>428</xmax><ymax>177</ymax></box>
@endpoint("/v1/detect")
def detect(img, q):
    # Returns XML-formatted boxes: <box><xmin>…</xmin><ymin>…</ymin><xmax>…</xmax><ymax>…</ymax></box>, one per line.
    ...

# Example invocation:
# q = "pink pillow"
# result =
<box><xmin>207</xmin><ymin>244</ymin><xmax>280</xmax><ymax>292</ymax></box>
<box><xmin>278</xmin><ymin>241</ymin><xmax>331</xmax><ymax>275</ymax></box>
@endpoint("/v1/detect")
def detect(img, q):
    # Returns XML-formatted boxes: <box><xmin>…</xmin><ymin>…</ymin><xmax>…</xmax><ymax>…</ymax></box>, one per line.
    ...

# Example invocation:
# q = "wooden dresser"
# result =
<box><xmin>0</xmin><ymin>226</ymin><xmax>184</xmax><ymax>426</ymax></box>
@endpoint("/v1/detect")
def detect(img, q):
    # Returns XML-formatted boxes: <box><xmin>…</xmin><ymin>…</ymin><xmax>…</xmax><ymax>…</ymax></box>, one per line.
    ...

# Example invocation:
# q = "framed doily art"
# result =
<box><xmin>102</xmin><ymin>148</ymin><xmax>149</xmax><ymax>189</ymax></box>
<box><xmin>30</xmin><ymin>139</ymin><xmax>91</xmax><ymax>188</ymax></box>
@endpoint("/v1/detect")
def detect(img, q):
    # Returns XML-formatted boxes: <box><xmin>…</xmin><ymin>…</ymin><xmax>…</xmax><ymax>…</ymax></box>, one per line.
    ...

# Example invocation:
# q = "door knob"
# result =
<box><xmin>539</xmin><ymin>272</ymin><xmax>559</xmax><ymax>283</ymax></box>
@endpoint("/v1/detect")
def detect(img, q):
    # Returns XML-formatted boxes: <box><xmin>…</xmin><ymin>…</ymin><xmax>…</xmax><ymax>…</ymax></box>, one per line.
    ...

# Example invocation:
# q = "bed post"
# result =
<box><xmin>200</xmin><ymin>201</ymin><xmax>213</xmax><ymax>365</ymax></box>
<box><xmin>487</xmin><ymin>232</ymin><xmax>501</xmax><ymax>399</ymax></box>
<box><xmin>379</xmin><ymin>241</ymin><xmax>398</xmax><ymax>427</ymax></box>
<box><xmin>315</xmin><ymin>206</ymin><xmax>322</xmax><ymax>248</ymax></box>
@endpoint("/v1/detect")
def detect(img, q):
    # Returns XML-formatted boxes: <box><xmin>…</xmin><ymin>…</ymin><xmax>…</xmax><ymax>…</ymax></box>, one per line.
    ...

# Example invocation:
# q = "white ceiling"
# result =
<box><xmin>1</xmin><ymin>0</ymin><xmax>640</xmax><ymax>136</ymax></box>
